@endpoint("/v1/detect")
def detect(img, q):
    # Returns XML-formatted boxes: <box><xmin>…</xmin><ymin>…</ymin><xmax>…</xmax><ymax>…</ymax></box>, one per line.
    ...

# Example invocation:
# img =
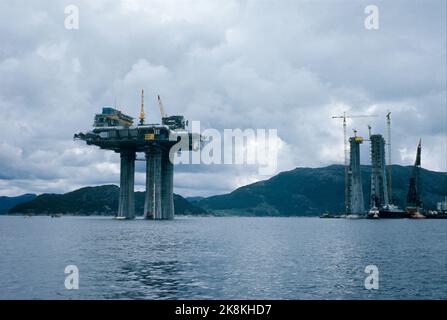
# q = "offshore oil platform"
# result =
<box><xmin>325</xmin><ymin>112</ymin><xmax>431</xmax><ymax>219</ymax></box>
<box><xmin>74</xmin><ymin>90</ymin><xmax>201</xmax><ymax>220</ymax></box>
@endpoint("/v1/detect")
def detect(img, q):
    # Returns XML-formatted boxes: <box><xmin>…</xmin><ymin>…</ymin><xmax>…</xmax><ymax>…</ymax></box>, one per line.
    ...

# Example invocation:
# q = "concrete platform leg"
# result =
<box><xmin>118</xmin><ymin>149</ymin><xmax>136</xmax><ymax>219</ymax></box>
<box><xmin>143</xmin><ymin>149</ymin><xmax>155</xmax><ymax>219</ymax></box>
<box><xmin>144</xmin><ymin>147</ymin><xmax>162</xmax><ymax>219</ymax></box>
<box><xmin>153</xmin><ymin>148</ymin><xmax>162</xmax><ymax>219</ymax></box>
<box><xmin>161</xmin><ymin>148</ymin><xmax>174</xmax><ymax>220</ymax></box>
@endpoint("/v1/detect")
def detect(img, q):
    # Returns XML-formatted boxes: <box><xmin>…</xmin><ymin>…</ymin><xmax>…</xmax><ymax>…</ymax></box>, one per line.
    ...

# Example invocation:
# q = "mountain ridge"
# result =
<box><xmin>198</xmin><ymin>164</ymin><xmax>447</xmax><ymax>216</ymax></box>
<box><xmin>6</xmin><ymin>164</ymin><xmax>446</xmax><ymax>217</ymax></box>
<box><xmin>0</xmin><ymin>194</ymin><xmax>37</xmax><ymax>214</ymax></box>
<box><xmin>8</xmin><ymin>185</ymin><xmax>207</xmax><ymax>215</ymax></box>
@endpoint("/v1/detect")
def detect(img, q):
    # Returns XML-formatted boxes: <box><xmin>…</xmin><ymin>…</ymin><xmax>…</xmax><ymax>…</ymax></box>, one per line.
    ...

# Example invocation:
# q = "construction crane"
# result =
<box><xmin>332</xmin><ymin>112</ymin><xmax>378</xmax><ymax>214</ymax></box>
<box><xmin>157</xmin><ymin>94</ymin><xmax>167</xmax><ymax>118</ymax></box>
<box><xmin>139</xmin><ymin>89</ymin><xmax>145</xmax><ymax>125</ymax></box>
<box><xmin>157</xmin><ymin>95</ymin><xmax>187</xmax><ymax>130</ymax></box>
<box><xmin>386</xmin><ymin>111</ymin><xmax>393</xmax><ymax>204</ymax></box>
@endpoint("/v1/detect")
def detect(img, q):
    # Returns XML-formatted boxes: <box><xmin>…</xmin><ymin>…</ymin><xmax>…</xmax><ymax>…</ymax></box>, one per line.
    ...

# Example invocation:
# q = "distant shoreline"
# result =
<box><xmin>3</xmin><ymin>214</ymin><xmax>447</xmax><ymax>221</ymax></box>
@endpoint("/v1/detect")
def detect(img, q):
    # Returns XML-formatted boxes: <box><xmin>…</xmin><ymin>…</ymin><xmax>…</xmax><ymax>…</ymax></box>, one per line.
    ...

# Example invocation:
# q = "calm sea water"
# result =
<box><xmin>0</xmin><ymin>216</ymin><xmax>445</xmax><ymax>300</ymax></box>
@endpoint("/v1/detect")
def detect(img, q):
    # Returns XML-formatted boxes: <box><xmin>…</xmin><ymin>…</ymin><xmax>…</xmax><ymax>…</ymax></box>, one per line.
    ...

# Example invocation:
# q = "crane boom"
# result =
<box><xmin>158</xmin><ymin>94</ymin><xmax>167</xmax><ymax>118</ymax></box>
<box><xmin>332</xmin><ymin>115</ymin><xmax>377</xmax><ymax>119</ymax></box>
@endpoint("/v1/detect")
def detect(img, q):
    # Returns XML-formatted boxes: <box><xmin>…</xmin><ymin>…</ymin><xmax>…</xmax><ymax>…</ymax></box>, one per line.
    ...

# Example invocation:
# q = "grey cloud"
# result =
<box><xmin>0</xmin><ymin>0</ymin><xmax>445</xmax><ymax>197</ymax></box>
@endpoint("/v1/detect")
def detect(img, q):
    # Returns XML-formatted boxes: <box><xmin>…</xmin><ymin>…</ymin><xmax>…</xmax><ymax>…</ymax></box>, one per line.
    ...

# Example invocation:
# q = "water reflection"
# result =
<box><xmin>107</xmin><ymin>260</ymin><xmax>184</xmax><ymax>299</ymax></box>
<box><xmin>0</xmin><ymin>217</ymin><xmax>445</xmax><ymax>299</ymax></box>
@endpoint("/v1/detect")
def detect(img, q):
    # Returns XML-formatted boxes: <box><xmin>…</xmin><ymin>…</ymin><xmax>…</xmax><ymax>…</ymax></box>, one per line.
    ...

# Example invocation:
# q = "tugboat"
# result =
<box><xmin>378</xmin><ymin>203</ymin><xmax>406</xmax><ymax>218</ymax></box>
<box><xmin>406</xmin><ymin>207</ymin><xmax>426</xmax><ymax>219</ymax></box>
<box><xmin>367</xmin><ymin>206</ymin><xmax>380</xmax><ymax>219</ymax></box>
<box><xmin>367</xmin><ymin>198</ymin><xmax>380</xmax><ymax>219</ymax></box>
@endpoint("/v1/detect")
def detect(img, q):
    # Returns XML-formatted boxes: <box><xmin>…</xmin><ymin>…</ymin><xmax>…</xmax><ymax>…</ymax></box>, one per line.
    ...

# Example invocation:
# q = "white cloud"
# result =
<box><xmin>0</xmin><ymin>0</ymin><xmax>445</xmax><ymax>197</ymax></box>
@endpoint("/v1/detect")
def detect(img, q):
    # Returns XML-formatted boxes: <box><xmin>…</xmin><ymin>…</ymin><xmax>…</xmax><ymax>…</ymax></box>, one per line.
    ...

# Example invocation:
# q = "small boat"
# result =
<box><xmin>320</xmin><ymin>212</ymin><xmax>333</xmax><ymax>218</ymax></box>
<box><xmin>51</xmin><ymin>214</ymin><xmax>62</xmax><ymax>218</ymax></box>
<box><xmin>410</xmin><ymin>212</ymin><xmax>426</xmax><ymax>219</ymax></box>
<box><xmin>346</xmin><ymin>214</ymin><xmax>363</xmax><ymax>219</ymax></box>
<box><xmin>115</xmin><ymin>216</ymin><xmax>127</xmax><ymax>220</ymax></box>
<box><xmin>367</xmin><ymin>207</ymin><xmax>380</xmax><ymax>219</ymax></box>
<box><xmin>406</xmin><ymin>207</ymin><xmax>426</xmax><ymax>219</ymax></box>
<box><xmin>319</xmin><ymin>212</ymin><xmax>348</xmax><ymax>218</ymax></box>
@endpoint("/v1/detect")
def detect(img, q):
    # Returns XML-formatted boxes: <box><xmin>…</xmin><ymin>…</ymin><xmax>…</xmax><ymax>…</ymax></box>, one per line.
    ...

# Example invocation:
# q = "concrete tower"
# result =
<box><xmin>348</xmin><ymin>135</ymin><xmax>365</xmax><ymax>214</ymax></box>
<box><xmin>370</xmin><ymin>134</ymin><xmax>389</xmax><ymax>208</ymax></box>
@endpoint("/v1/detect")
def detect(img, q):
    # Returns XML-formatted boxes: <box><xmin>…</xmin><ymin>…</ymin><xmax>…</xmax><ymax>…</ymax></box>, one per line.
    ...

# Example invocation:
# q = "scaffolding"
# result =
<box><xmin>348</xmin><ymin>135</ymin><xmax>365</xmax><ymax>214</ymax></box>
<box><xmin>370</xmin><ymin>134</ymin><xmax>389</xmax><ymax>208</ymax></box>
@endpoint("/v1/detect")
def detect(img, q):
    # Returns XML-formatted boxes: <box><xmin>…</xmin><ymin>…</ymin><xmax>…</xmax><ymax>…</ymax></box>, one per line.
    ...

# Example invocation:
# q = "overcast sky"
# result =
<box><xmin>0</xmin><ymin>0</ymin><xmax>445</xmax><ymax>197</ymax></box>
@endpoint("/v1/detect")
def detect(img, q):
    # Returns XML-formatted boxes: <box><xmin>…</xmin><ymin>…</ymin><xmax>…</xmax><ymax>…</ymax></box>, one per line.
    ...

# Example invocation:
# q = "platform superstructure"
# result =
<box><xmin>74</xmin><ymin>90</ymin><xmax>201</xmax><ymax>220</ymax></box>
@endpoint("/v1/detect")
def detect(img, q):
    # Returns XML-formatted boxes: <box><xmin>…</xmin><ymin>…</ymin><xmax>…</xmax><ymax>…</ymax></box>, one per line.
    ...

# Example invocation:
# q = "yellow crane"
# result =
<box><xmin>352</xmin><ymin>128</ymin><xmax>364</xmax><ymax>142</ymax></box>
<box><xmin>332</xmin><ymin>112</ymin><xmax>378</xmax><ymax>213</ymax></box>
